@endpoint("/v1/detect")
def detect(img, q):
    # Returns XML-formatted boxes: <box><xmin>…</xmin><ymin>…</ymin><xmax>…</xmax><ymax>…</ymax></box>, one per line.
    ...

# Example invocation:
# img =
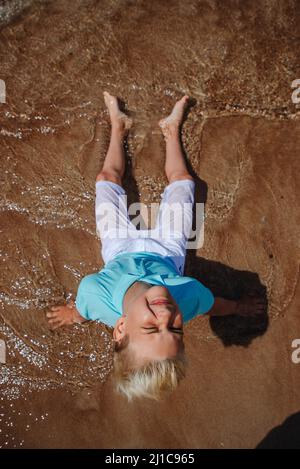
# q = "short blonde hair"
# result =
<box><xmin>113</xmin><ymin>334</ymin><xmax>187</xmax><ymax>401</ymax></box>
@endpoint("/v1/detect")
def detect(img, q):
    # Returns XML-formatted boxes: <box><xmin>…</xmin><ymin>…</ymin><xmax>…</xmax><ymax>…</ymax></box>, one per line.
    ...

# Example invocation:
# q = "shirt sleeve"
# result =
<box><xmin>178</xmin><ymin>279</ymin><xmax>215</xmax><ymax>323</ymax></box>
<box><xmin>75</xmin><ymin>273</ymin><xmax>119</xmax><ymax>327</ymax></box>
<box><xmin>194</xmin><ymin>280</ymin><xmax>215</xmax><ymax>316</ymax></box>
<box><xmin>165</xmin><ymin>276</ymin><xmax>215</xmax><ymax>323</ymax></box>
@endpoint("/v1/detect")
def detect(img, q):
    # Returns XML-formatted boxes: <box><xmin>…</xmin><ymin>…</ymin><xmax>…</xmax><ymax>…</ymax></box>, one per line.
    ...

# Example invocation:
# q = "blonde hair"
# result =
<box><xmin>113</xmin><ymin>334</ymin><xmax>187</xmax><ymax>401</ymax></box>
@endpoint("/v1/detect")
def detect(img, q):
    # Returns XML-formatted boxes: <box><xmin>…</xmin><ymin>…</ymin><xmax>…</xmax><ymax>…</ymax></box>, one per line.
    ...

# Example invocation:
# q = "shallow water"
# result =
<box><xmin>0</xmin><ymin>0</ymin><xmax>300</xmax><ymax>448</ymax></box>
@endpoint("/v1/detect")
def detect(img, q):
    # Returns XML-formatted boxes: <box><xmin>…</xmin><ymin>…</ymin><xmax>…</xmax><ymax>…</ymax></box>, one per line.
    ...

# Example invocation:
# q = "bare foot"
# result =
<box><xmin>46</xmin><ymin>300</ymin><xmax>85</xmax><ymax>330</ymax></box>
<box><xmin>103</xmin><ymin>91</ymin><xmax>132</xmax><ymax>134</ymax></box>
<box><xmin>236</xmin><ymin>294</ymin><xmax>267</xmax><ymax>317</ymax></box>
<box><xmin>158</xmin><ymin>95</ymin><xmax>189</xmax><ymax>139</ymax></box>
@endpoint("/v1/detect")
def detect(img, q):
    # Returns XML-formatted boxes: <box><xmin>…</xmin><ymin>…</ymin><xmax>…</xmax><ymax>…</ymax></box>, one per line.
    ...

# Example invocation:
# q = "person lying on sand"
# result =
<box><xmin>46</xmin><ymin>92</ymin><xmax>266</xmax><ymax>401</ymax></box>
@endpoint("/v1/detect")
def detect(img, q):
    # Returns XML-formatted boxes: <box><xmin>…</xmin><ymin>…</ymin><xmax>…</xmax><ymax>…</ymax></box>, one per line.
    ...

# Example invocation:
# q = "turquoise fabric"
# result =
<box><xmin>75</xmin><ymin>251</ymin><xmax>214</xmax><ymax>328</ymax></box>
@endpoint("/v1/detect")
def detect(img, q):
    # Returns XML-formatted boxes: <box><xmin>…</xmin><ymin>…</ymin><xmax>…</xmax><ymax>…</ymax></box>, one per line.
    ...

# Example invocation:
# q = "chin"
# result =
<box><xmin>149</xmin><ymin>285</ymin><xmax>169</xmax><ymax>296</ymax></box>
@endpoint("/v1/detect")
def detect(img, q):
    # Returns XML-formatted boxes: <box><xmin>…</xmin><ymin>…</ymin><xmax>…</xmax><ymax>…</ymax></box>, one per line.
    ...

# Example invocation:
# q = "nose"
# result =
<box><xmin>151</xmin><ymin>305</ymin><xmax>175</xmax><ymax>324</ymax></box>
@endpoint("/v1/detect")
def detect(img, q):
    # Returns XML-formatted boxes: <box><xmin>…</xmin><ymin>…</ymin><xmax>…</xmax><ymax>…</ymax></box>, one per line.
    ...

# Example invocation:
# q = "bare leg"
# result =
<box><xmin>159</xmin><ymin>95</ymin><xmax>194</xmax><ymax>183</ymax></box>
<box><xmin>96</xmin><ymin>91</ymin><xmax>132</xmax><ymax>185</ymax></box>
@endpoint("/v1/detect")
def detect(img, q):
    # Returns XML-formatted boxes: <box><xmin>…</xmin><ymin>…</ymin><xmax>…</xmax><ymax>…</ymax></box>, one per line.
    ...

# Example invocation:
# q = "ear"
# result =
<box><xmin>113</xmin><ymin>316</ymin><xmax>126</xmax><ymax>342</ymax></box>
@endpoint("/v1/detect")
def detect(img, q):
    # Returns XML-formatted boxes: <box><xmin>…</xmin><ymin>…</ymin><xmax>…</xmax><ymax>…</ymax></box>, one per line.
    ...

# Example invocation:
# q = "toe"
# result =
<box><xmin>48</xmin><ymin>318</ymin><xmax>61</xmax><ymax>325</ymax></box>
<box><xmin>256</xmin><ymin>303</ymin><xmax>266</xmax><ymax>313</ymax></box>
<box><xmin>46</xmin><ymin>312</ymin><xmax>57</xmax><ymax>318</ymax></box>
<box><xmin>50</xmin><ymin>322</ymin><xmax>63</xmax><ymax>331</ymax></box>
<box><xmin>256</xmin><ymin>298</ymin><xmax>265</xmax><ymax>304</ymax></box>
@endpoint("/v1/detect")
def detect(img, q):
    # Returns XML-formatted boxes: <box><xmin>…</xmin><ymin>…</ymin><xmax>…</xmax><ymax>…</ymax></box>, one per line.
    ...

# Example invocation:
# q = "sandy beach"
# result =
<box><xmin>0</xmin><ymin>0</ymin><xmax>300</xmax><ymax>448</ymax></box>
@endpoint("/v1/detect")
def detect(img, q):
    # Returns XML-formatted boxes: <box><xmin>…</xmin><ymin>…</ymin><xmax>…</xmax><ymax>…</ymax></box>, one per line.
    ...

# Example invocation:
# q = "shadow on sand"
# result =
<box><xmin>256</xmin><ymin>412</ymin><xmax>300</xmax><ymax>449</ymax></box>
<box><xmin>185</xmin><ymin>151</ymin><xmax>268</xmax><ymax>347</ymax></box>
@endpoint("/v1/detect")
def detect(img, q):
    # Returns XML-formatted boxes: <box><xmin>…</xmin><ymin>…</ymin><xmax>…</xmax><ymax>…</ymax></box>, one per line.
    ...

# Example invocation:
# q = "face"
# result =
<box><xmin>113</xmin><ymin>285</ymin><xmax>184</xmax><ymax>366</ymax></box>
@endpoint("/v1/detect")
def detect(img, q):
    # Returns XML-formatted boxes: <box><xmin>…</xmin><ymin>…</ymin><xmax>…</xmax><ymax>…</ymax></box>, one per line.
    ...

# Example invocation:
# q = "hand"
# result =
<box><xmin>46</xmin><ymin>300</ymin><xmax>85</xmax><ymax>330</ymax></box>
<box><xmin>235</xmin><ymin>294</ymin><xmax>267</xmax><ymax>317</ymax></box>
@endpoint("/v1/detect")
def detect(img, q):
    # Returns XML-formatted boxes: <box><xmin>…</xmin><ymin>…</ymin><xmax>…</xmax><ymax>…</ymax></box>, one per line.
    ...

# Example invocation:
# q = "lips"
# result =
<box><xmin>149</xmin><ymin>299</ymin><xmax>171</xmax><ymax>306</ymax></box>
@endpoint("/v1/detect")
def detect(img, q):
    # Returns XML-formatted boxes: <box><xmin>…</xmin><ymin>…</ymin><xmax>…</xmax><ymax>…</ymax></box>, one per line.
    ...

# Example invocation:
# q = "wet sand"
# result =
<box><xmin>0</xmin><ymin>0</ymin><xmax>300</xmax><ymax>448</ymax></box>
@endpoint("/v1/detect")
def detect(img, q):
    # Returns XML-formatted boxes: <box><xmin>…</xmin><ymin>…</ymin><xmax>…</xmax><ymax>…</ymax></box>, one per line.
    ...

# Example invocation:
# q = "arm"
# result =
<box><xmin>206</xmin><ymin>295</ymin><xmax>266</xmax><ymax>317</ymax></box>
<box><xmin>47</xmin><ymin>273</ymin><xmax>120</xmax><ymax>330</ymax></box>
<box><xmin>206</xmin><ymin>297</ymin><xmax>238</xmax><ymax>317</ymax></box>
<box><xmin>46</xmin><ymin>299</ymin><xmax>86</xmax><ymax>330</ymax></box>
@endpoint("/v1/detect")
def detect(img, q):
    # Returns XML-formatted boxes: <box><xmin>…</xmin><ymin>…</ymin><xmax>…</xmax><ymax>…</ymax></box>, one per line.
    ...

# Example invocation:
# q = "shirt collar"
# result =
<box><xmin>112</xmin><ymin>272</ymin><xmax>176</xmax><ymax>314</ymax></box>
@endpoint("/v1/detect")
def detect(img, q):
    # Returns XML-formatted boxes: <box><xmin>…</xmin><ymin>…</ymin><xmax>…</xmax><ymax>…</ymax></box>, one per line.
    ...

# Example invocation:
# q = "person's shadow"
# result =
<box><xmin>256</xmin><ymin>412</ymin><xmax>300</xmax><ymax>449</ymax></box>
<box><xmin>122</xmin><ymin>95</ymin><xmax>269</xmax><ymax>346</ymax></box>
<box><xmin>180</xmin><ymin>98</ymin><xmax>268</xmax><ymax>346</ymax></box>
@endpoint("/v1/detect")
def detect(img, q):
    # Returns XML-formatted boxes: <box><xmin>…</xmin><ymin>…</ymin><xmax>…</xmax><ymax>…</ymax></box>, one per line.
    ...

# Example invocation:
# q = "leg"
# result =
<box><xmin>96</xmin><ymin>91</ymin><xmax>132</xmax><ymax>186</ymax></box>
<box><xmin>95</xmin><ymin>180</ymin><xmax>135</xmax><ymax>263</ymax></box>
<box><xmin>159</xmin><ymin>95</ymin><xmax>194</xmax><ymax>184</ymax></box>
<box><xmin>153</xmin><ymin>178</ymin><xmax>195</xmax><ymax>274</ymax></box>
<box><xmin>148</xmin><ymin>96</ymin><xmax>195</xmax><ymax>274</ymax></box>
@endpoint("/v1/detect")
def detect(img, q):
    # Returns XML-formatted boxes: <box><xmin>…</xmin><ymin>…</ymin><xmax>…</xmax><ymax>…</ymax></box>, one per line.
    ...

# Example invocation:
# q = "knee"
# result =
<box><xmin>96</xmin><ymin>170</ymin><xmax>122</xmax><ymax>186</ymax></box>
<box><xmin>168</xmin><ymin>171</ymin><xmax>194</xmax><ymax>184</ymax></box>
